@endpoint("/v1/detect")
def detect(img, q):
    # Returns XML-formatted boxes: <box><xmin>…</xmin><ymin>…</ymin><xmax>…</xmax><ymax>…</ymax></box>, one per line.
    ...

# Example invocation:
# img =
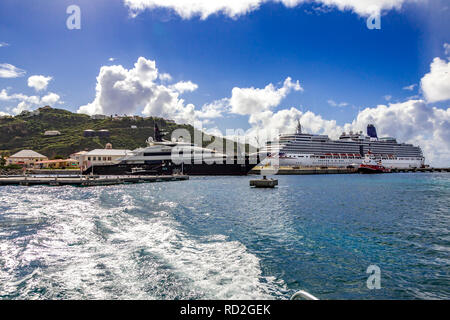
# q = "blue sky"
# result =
<box><xmin>0</xmin><ymin>0</ymin><xmax>449</xmax><ymax>164</ymax></box>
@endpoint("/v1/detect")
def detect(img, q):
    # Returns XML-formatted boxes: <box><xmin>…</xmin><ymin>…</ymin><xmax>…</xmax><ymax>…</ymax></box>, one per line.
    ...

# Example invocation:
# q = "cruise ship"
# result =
<box><xmin>84</xmin><ymin>125</ymin><xmax>260</xmax><ymax>176</ymax></box>
<box><xmin>259</xmin><ymin>122</ymin><xmax>424</xmax><ymax>169</ymax></box>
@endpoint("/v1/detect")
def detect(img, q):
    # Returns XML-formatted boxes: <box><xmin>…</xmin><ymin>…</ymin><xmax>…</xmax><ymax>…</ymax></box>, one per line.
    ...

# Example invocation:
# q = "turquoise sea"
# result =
<box><xmin>0</xmin><ymin>173</ymin><xmax>449</xmax><ymax>299</ymax></box>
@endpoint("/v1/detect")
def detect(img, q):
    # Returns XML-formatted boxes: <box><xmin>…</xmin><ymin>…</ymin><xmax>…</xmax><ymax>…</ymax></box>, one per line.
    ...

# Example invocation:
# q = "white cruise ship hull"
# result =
<box><xmin>260</xmin><ymin>154</ymin><xmax>424</xmax><ymax>169</ymax></box>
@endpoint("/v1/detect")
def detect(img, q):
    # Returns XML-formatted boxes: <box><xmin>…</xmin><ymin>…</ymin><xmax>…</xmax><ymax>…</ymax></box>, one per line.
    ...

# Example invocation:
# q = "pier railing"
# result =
<box><xmin>0</xmin><ymin>174</ymin><xmax>189</xmax><ymax>187</ymax></box>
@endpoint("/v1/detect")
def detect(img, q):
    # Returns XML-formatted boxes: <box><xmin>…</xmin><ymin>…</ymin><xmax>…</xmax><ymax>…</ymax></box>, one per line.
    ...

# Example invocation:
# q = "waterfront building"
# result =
<box><xmin>6</xmin><ymin>150</ymin><xmax>48</xmax><ymax>167</ymax></box>
<box><xmin>79</xmin><ymin>147</ymin><xmax>132</xmax><ymax>170</ymax></box>
<box><xmin>69</xmin><ymin>151</ymin><xmax>88</xmax><ymax>165</ymax></box>
<box><xmin>34</xmin><ymin>159</ymin><xmax>79</xmax><ymax>169</ymax></box>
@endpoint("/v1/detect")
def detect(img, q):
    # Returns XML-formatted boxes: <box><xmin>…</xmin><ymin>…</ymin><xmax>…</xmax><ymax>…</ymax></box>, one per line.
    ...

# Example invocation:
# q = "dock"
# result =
<box><xmin>250</xmin><ymin>166</ymin><xmax>358</xmax><ymax>175</ymax></box>
<box><xmin>250</xmin><ymin>166</ymin><xmax>450</xmax><ymax>175</ymax></box>
<box><xmin>0</xmin><ymin>175</ymin><xmax>189</xmax><ymax>187</ymax></box>
<box><xmin>390</xmin><ymin>167</ymin><xmax>450</xmax><ymax>173</ymax></box>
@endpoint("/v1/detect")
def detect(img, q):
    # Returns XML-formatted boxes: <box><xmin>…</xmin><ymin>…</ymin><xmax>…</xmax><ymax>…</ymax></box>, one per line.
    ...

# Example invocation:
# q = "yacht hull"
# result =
<box><xmin>83</xmin><ymin>157</ymin><xmax>259</xmax><ymax>176</ymax></box>
<box><xmin>82</xmin><ymin>161</ymin><xmax>173</xmax><ymax>176</ymax></box>
<box><xmin>180</xmin><ymin>162</ymin><xmax>254</xmax><ymax>176</ymax></box>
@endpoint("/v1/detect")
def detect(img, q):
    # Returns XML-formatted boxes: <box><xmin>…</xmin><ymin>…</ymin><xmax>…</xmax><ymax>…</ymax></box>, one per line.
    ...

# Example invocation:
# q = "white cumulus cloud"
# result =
<box><xmin>77</xmin><ymin>57</ymin><xmax>208</xmax><ymax>124</ymax></box>
<box><xmin>41</xmin><ymin>92</ymin><xmax>61</xmax><ymax>106</ymax></box>
<box><xmin>28</xmin><ymin>75</ymin><xmax>53</xmax><ymax>92</ymax></box>
<box><xmin>310</xmin><ymin>0</ymin><xmax>414</xmax><ymax>16</ymax></box>
<box><xmin>78</xmin><ymin>58</ymin><xmax>155</xmax><ymax>116</ymax></box>
<box><xmin>328</xmin><ymin>99</ymin><xmax>349</xmax><ymax>107</ymax></box>
<box><xmin>159</xmin><ymin>72</ymin><xmax>173</xmax><ymax>82</ymax></box>
<box><xmin>12</xmin><ymin>101</ymin><xmax>31</xmax><ymax>115</ymax></box>
<box><xmin>170</xmin><ymin>81</ymin><xmax>198</xmax><ymax>93</ymax></box>
<box><xmin>0</xmin><ymin>88</ymin><xmax>61</xmax><ymax>114</ymax></box>
<box><xmin>124</xmin><ymin>0</ymin><xmax>418</xmax><ymax>19</ymax></box>
<box><xmin>0</xmin><ymin>63</ymin><xmax>26</xmax><ymax>78</ymax></box>
<box><xmin>246</xmin><ymin>107</ymin><xmax>343</xmax><ymax>144</ymax></box>
<box><xmin>196</xmin><ymin>98</ymin><xmax>228</xmax><ymax>119</ymax></box>
<box><xmin>0</xmin><ymin>89</ymin><xmax>40</xmax><ymax>105</ymax></box>
<box><xmin>420</xmin><ymin>57</ymin><xmax>450</xmax><ymax>103</ymax></box>
<box><xmin>124</xmin><ymin>0</ymin><xmax>264</xmax><ymax>19</ymax></box>
<box><xmin>229</xmin><ymin>77</ymin><xmax>303</xmax><ymax>115</ymax></box>
<box><xmin>403</xmin><ymin>84</ymin><xmax>417</xmax><ymax>91</ymax></box>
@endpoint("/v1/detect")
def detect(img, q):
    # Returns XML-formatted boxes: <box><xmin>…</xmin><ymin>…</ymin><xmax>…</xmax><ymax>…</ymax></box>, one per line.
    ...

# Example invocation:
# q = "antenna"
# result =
<box><xmin>154</xmin><ymin>122</ymin><xmax>163</xmax><ymax>142</ymax></box>
<box><xmin>296</xmin><ymin>119</ymin><xmax>302</xmax><ymax>134</ymax></box>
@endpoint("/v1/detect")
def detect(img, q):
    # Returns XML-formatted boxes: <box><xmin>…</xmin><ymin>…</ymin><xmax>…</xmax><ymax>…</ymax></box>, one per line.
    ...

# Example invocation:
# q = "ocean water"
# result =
<box><xmin>0</xmin><ymin>173</ymin><xmax>449</xmax><ymax>300</ymax></box>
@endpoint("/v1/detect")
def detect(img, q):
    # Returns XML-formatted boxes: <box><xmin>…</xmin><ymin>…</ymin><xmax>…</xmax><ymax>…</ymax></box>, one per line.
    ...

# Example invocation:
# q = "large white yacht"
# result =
<box><xmin>84</xmin><ymin>125</ymin><xmax>260</xmax><ymax>176</ymax></box>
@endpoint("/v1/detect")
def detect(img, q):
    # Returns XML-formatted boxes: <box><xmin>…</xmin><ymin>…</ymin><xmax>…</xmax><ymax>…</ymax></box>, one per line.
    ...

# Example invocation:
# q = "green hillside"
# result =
<box><xmin>0</xmin><ymin>106</ymin><xmax>248</xmax><ymax>159</ymax></box>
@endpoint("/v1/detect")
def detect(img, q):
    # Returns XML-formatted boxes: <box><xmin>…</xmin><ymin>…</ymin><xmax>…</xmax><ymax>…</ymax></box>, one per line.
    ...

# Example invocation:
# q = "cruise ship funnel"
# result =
<box><xmin>367</xmin><ymin>124</ymin><xmax>378</xmax><ymax>139</ymax></box>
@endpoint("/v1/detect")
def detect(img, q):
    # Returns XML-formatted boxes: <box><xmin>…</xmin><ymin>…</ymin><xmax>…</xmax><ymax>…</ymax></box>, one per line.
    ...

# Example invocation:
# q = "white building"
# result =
<box><xmin>70</xmin><ymin>150</ymin><xmax>88</xmax><ymax>165</ymax></box>
<box><xmin>79</xmin><ymin>148</ymin><xmax>132</xmax><ymax>169</ymax></box>
<box><xmin>6</xmin><ymin>150</ymin><xmax>48</xmax><ymax>167</ymax></box>
<box><xmin>44</xmin><ymin>130</ymin><xmax>61</xmax><ymax>136</ymax></box>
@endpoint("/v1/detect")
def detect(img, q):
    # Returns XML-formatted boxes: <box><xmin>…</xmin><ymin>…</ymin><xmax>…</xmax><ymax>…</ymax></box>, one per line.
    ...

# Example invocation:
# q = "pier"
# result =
<box><xmin>250</xmin><ymin>166</ymin><xmax>450</xmax><ymax>175</ymax></box>
<box><xmin>0</xmin><ymin>175</ymin><xmax>189</xmax><ymax>187</ymax></box>
<box><xmin>250</xmin><ymin>166</ymin><xmax>358</xmax><ymax>175</ymax></box>
<box><xmin>391</xmin><ymin>167</ymin><xmax>450</xmax><ymax>173</ymax></box>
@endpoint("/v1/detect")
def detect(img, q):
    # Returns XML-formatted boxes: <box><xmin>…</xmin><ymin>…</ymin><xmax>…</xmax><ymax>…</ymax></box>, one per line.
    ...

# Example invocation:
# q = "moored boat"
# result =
<box><xmin>357</xmin><ymin>153</ymin><xmax>391</xmax><ymax>174</ymax></box>
<box><xmin>83</xmin><ymin>125</ymin><xmax>261</xmax><ymax>176</ymax></box>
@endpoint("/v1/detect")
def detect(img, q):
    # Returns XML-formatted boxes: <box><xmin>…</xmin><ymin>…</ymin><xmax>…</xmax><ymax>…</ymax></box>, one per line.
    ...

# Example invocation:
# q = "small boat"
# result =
<box><xmin>358</xmin><ymin>153</ymin><xmax>391</xmax><ymax>174</ymax></box>
<box><xmin>250</xmin><ymin>176</ymin><xmax>278</xmax><ymax>188</ymax></box>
